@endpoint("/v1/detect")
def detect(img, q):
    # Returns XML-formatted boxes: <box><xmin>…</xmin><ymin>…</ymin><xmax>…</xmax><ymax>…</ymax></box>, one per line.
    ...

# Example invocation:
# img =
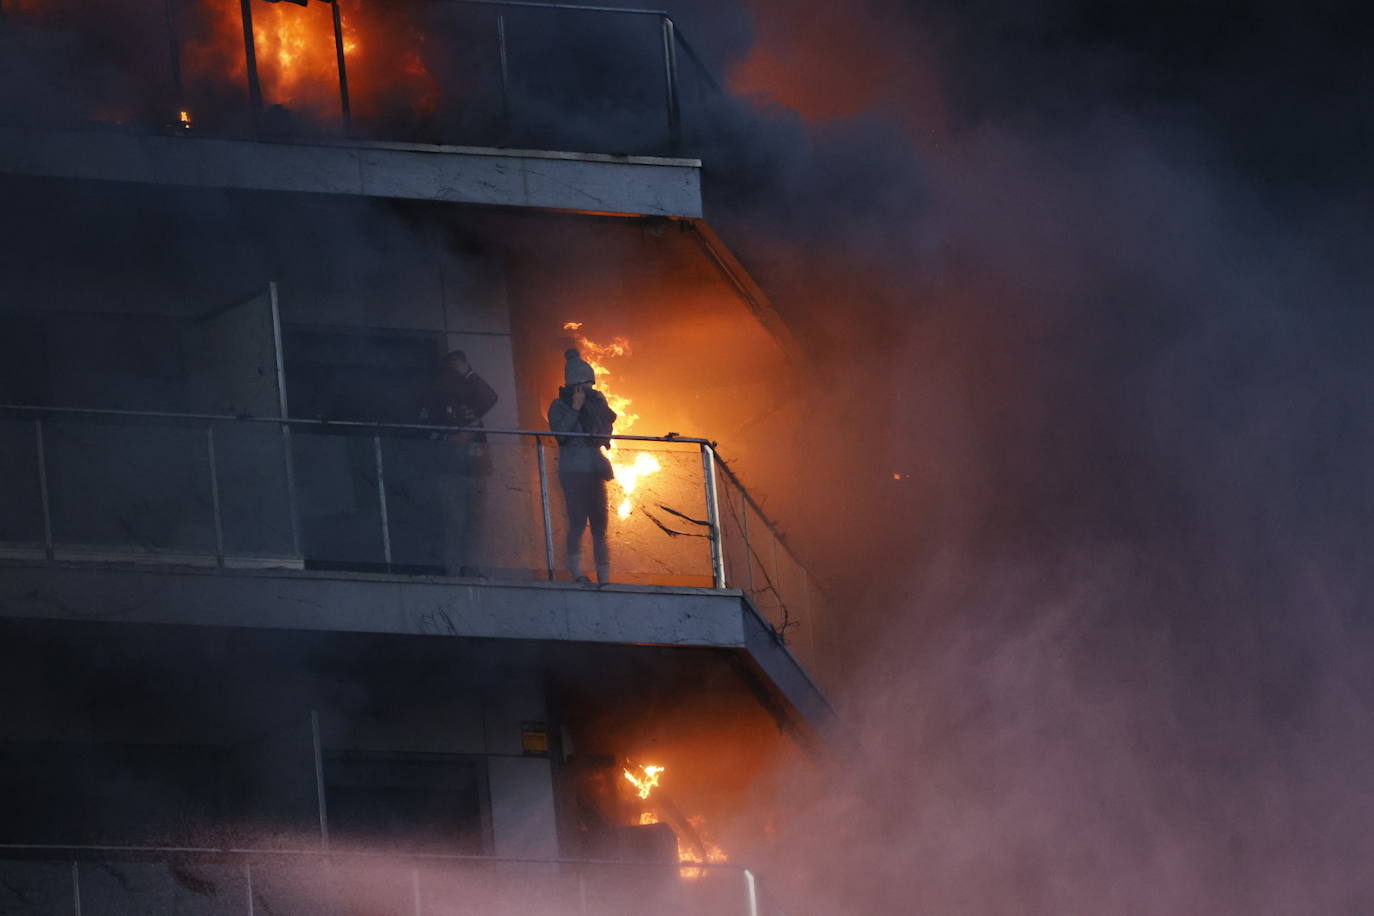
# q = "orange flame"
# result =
<box><xmin>626</xmin><ymin>766</ymin><xmax>729</xmax><ymax>879</ymax></box>
<box><xmin>248</xmin><ymin>0</ymin><xmax>352</xmax><ymax>113</ymax></box>
<box><xmin>677</xmin><ymin>817</ymin><xmax>729</xmax><ymax>879</ymax></box>
<box><xmin>563</xmin><ymin>321</ymin><xmax>662</xmax><ymax>519</ymax></box>
<box><xmin>622</xmin><ymin>763</ymin><xmax>664</xmax><ymax>800</ymax></box>
<box><xmin>186</xmin><ymin>0</ymin><xmax>438</xmax><ymax>125</ymax></box>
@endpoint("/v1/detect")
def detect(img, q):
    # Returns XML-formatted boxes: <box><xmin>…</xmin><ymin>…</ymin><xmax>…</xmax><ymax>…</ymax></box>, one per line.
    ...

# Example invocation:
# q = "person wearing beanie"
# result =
<box><xmin>548</xmin><ymin>348</ymin><xmax>617</xmax><ymax>584</ymax></box>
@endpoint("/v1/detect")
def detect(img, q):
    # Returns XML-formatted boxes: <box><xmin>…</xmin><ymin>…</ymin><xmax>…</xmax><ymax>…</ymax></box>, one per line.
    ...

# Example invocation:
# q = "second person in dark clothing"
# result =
<box><xmin>421</xmin><ymin>349</ymin><xmax>498</xmax><ymax>577</ymax></box>
<box><xmin>548</xmin><ymin>348</ymin><xmax>616</xmax><ymax>584</ymax></box>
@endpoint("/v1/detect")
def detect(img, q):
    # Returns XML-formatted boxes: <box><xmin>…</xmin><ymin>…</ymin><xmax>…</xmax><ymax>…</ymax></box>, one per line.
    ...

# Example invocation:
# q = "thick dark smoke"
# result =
<box><xmin>672</xmin><ymin>0</ymin><xmax>1374</xmax><ymax>912</ymax></box>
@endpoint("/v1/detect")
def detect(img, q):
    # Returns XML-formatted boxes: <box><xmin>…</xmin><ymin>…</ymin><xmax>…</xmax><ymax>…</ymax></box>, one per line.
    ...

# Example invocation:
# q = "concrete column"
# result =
<box><xmin>483</xmin><ymin>679</ymin><xmax>559</xmax><ymax>859</ymax></box>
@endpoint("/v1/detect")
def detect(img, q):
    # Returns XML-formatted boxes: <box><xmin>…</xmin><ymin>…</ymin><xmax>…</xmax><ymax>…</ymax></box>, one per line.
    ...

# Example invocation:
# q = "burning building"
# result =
<box><xmin>0</xmin><ymin>1</ymin><xmax>829</xmax><ymax>913</ymax></box>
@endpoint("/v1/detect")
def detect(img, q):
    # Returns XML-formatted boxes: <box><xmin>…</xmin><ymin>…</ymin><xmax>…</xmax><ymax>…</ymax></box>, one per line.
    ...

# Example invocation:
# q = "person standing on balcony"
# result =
<box><xmin>421</xmin><ymin>349</ymin><xmax>498</xmax><ymax>577</ymax></box>
<box><xmin>548</xmin><ymin>348</ymin><xmax>617</xmax><ymax>584</ymax></box>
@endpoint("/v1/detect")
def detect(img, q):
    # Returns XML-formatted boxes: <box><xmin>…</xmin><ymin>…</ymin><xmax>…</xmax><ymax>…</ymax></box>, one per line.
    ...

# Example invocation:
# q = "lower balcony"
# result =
<box><xmin>0</xmin><ymin>846</ymin><xmax>783</xmax><ymax>916</ymax></box>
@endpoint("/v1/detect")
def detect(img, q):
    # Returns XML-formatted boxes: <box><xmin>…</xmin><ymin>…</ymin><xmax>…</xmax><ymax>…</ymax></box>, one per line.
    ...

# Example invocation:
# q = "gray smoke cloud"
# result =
<box><xmin>669</xmin><ymin>1</ymin><xmax>1374</xmax><ymax>912</ymax></box>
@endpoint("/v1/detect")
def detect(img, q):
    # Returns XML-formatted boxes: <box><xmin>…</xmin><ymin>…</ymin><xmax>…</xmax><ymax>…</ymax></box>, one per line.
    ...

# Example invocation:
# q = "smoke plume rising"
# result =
<box><xmin>682</xmin><ymin>0</ymin><xmax>1374</xmax><ymax>912</ymax></box>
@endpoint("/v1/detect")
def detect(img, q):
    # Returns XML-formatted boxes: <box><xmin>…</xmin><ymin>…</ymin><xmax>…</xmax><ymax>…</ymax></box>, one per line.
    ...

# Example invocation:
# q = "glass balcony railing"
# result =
<box><xmin>0</xmin><ymin>406</ymin><xmax>824</xmax><ymax>668</ymax></box>
<box><xmin>0</xmin><ymin>846</ymin><xmax>786</xmax><ymax>916</ymax></box>
<box><xmin>0</xmin><ymin>0</ymin><xmax>720</xmax><ymax>156</ymax></box>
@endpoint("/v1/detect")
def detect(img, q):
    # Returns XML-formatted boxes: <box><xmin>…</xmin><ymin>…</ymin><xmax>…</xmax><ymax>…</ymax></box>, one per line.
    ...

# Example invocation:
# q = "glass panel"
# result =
<box><xmin>0</xmin><ymin>0</ymin><xmax>176</xmax><ymax>131</ymax></box>
<box><xmin>0</xmin><ymin>417</ymin><xmax>44</xmax><ymax>550</ymax></box>
<box><xmin>776</xmin><ymin>549</ymin><xmax>815</xmax><ymax>669</ymax></box>
<box><xmin>716</xmin><ymin>472</ymin><xmax>754</xmax><ymax>595</ymax></box>
<box><xmin>0</xmin><ymin>861</ymin><xmax>72</xmax><ymax>913</ymax></box>
<box><xmin>504</xmin><ymin>8</ymin><xmax>671</xmax><ymax>154</ymax></box>
<box><xmin>76</xmin><ymin>861</ymin><xmax>247</xmax><ymax>913</ymax></box>
<box><xmin>0</xmin><ymin>855</ymin><xmax>763</xmax><ymax>916</ymax></box>
<box><xmin>45</xmin><ymin>418</ymin><xmax>216</xmax><ymax>559</ymax></box>
<box><xmin>743</xmin><ymin>501</ymin><xmax>787</xmax><ymax>634</ymax></box>
<box><xmin>291</xmin><ymin>426</ymin><xmax>385</xmax><ymax>572</ymax></box>
<box><xmin>382</xmin><ymin>432</ymin><xmax>546</xmax><ymax>579</ymax></box>
<box><xmin>544</xmin><ymin>438</ymin><xmax>711</xmax><ymax>587</ymax></box>
<box><xmin>213</xmin><ymin>420</ymin><xmax>297</xmax><ymax>566</ymax></box>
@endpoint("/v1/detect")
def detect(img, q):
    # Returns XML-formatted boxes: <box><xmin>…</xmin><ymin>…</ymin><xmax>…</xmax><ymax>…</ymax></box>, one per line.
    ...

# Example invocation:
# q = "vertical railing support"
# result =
<box><xmin>496</xmin><ymin>11</ymin><xmax>512</xmax><ymax>142</ymax></box>
<box><xmin>411</xmin><ymin>865</ymin><xmax>423</xmax><ymax>916</ymax></box>
<box><xmin>536</xmin><ymin>435</ymin><xmax>556</xmax><ymax>581</ymax></box>
<box><xmin>244</xmin><ymin>862</ymin><xmax>255</xmax><ymax>916</ymax></box>
<box><xmin>267</xmin><ymin>283</ymin><xmax>301</xmax><ymax>560</ymax></box>
<box><xmin>239</xmin><ymin>0</ymin><xmax>263</xmax><ymax>113</ymax></box>
<box><xmin>701</xmin><ymin>443</ymin><xmax>726</xmax><ymax>589</ymax></box>
<box><xmin>310</xmin><ymin>710</ymin><xmax>330</xmax><ymax>850</ymax></box>
<box><xmin>742</xmin><ymin>869</ymin><xmax>759</xmax><ymax>916</ymax></box>
<box><xmin>71</xmin><ymin>860</ymin><xmax>82</xmax><ymax>916</ymax></box>
<box><xmin>330</xmin><ymin>0</ymin><xmax>352</xmax><ymax>133</ymax></box>
<box><xmin>660</xmin><ymin>16</ymin><xmax>681</xmax><ymax>150</ymax></box>
<box><xmin>34</xmin><ymin>419</ymin><xmax>53</xmax><ymax>560</ymax></box>
<box><xmin>206</xmin><ymin>425</ymin><xmax>226</xmax><ymax>567</ymax></box>
<box><xmin>373</xmin><ymin>433</ymin><xmax>393</xmax><ymax>572</ymax></box>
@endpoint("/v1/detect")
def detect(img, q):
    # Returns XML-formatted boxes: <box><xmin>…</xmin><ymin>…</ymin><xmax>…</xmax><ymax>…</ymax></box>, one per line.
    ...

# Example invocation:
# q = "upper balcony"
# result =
<box><xmin>0</xmin><ymin>0</ymin><xmax>718</xmax><ymax>216</ymax></box>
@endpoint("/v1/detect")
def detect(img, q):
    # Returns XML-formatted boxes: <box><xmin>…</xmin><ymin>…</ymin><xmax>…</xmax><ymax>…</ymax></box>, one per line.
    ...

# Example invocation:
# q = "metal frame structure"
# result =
<box><xmin>0</xmin><ymin>404</ymin><xmax>805</xmax><ymax>610</ymax></box>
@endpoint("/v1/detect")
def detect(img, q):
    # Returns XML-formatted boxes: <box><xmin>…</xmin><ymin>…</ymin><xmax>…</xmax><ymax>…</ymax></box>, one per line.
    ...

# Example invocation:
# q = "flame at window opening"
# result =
<box><xmin>625</xmin><ymin>762</ymin><xmax>728</xmax><ymax>878</ymax></box>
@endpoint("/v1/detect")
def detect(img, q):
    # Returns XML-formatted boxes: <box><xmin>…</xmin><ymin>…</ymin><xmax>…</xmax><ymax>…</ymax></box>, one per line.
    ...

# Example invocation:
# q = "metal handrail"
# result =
<box><xmin>0</xmin><ymin>841</ymin><xmax>741</xmax><ymax>872</ymax></box>
<box><xmin>441</xmin><ymin>0</ymin><xmax>670</xmax><ymax>16</ymax></box>
<box><xmin>0</xmin><ymin>403</ymin><xmax>711</xmax><ymax>445</ymax></box>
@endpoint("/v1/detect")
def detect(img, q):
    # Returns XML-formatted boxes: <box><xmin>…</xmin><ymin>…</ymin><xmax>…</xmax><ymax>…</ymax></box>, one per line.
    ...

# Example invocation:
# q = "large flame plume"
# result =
<box><xmin>563</xmin><ymin>322</ymin><xmax>662</xmax><ymax>520</ymax></box>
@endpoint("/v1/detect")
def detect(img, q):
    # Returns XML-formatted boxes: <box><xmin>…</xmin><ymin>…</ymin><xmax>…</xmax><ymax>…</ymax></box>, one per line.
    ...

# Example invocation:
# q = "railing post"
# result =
<box><xmin>239</xmin><ymin>0</ymin><xmax>263</xmax><ymax>113</ymax></box>
<box><xmin>701</xmin><ymin>443</ymin><xmax>726</xmax><ymax>589</ymax></box>
<box><xmin>310</xmin><ymin>709</ymin><xmax>330</xmax><ymax>850</ymax></box>
<box><xmin>331</xmin><ymin>0</ymin><xmax>352</xmax><ymax>133</ymax></box>
<box><xmin>244</xmin><ymin>862</ymin><xmax>255</xmax><ymax>916</ymax></box>
<box><xmin>536</xmin><ymin>435</ymin><xmax>556</xmax><ymax>581</ymax></box>
<box><xmin>206</xmin><ymin>425</ymin><xmax>225</xmax><ymax>567</ymax></box>
<box><xmin>34</xmin><ymin>419</ymin><xmax>53</xmax><ymax>560</ymax></box>
<box><xmin>373</xmin><ymin>433</ymin><xmax>393</xmax><ymax>572</ymax></box>
<box><xmin>267</xmin><ymin>283</ymin><xmax>301</xmax><ymax>560</ymax></box>
<box><xmin>71</xmin><ymin>860</ymin><xmax>82</xmax><ymax>916</ymax></box>
<box><xmin>660</xmin><ymin>16</ymin><xmax>681</xmax><ymax>150</ymax></box>
<box><xmin>496</xmin><ymin>11</ymin><xmax>512</xmax><ymax>142</ymax></box>
<box><xmin>163</xmin><ymin>0</ymin><xmax>185</xmax><ymax>122</ymax></box>
<box><xmin>742</xmin><ymin>868</ymin><xmax>759</xmax><ymax>916</ymax></box>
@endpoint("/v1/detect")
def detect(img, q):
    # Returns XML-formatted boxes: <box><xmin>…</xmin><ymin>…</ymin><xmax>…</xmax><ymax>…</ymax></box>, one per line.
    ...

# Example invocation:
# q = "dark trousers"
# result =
<box><xmin>559</xmin><ymin>472</ymin><xmax>609</xmax><ymax>578</ymax></box>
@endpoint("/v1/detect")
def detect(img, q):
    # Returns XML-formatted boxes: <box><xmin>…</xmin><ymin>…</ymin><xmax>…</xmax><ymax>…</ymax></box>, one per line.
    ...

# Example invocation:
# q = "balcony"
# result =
<box><xmin>0</xmin><ymin>0</ymin><xmax>719</xmax><ymax>157</ymax></box>
<box><xmin>0</xmin><ymin>845</ymin><xmax>787</xmax><ymax>915</ymax></box>
<box><xmin>0</xmin><ymin>405</ymin><xmax>831</xmax><ymax>732</ymax></box>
